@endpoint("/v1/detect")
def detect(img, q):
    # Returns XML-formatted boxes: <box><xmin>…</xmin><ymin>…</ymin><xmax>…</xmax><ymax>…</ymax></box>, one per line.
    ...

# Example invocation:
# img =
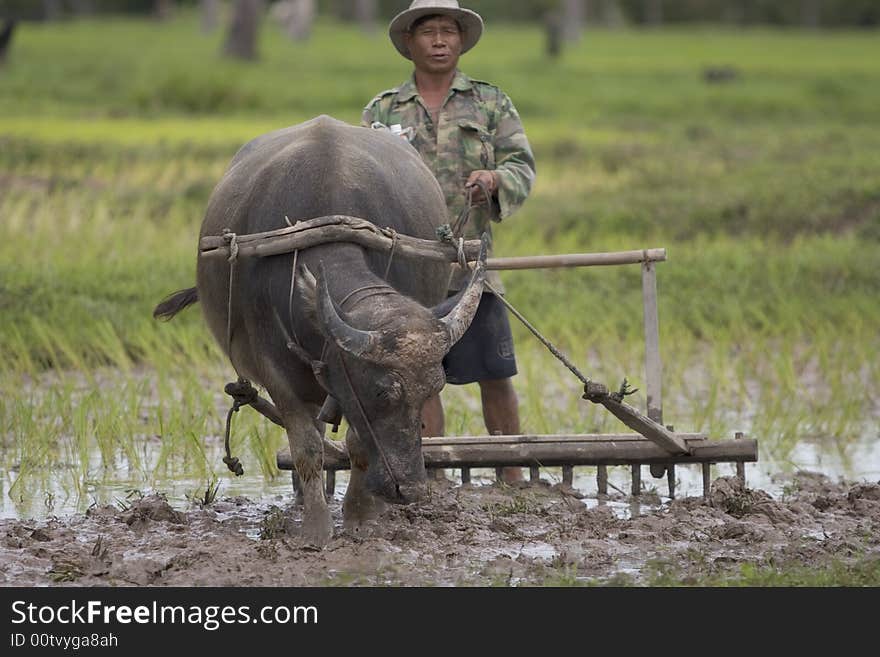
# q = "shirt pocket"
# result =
<box><xmin>458</xmin><ymin>120</ymin><xmax>495</xmax><ymax>173</ymax></box>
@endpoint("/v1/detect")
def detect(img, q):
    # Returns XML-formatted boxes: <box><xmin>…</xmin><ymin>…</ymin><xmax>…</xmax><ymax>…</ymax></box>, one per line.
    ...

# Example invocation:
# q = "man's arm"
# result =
<box><xmin>488</xmin><ymin>92</ymin><xmax>536</xmax><ymax>220</ymax></box>
<box><xmin>361</xmin><ymin>90</ymin><xmax>393</xmax><ymax>128</ymax></box>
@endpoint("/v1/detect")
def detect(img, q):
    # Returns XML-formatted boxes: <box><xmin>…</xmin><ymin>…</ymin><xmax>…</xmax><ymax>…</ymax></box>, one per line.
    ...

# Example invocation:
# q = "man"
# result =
<box><xmin>362</xmin><ymin>0</ymin><xmax>536</xmax><ymax>483</ymax></box>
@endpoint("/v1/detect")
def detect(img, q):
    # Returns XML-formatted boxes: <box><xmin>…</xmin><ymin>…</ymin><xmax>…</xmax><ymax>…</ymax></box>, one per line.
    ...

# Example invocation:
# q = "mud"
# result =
<box><xmin>1</xmin><ymin>471</ymin><xmax>878</xmax><ymax>586</ymax></box>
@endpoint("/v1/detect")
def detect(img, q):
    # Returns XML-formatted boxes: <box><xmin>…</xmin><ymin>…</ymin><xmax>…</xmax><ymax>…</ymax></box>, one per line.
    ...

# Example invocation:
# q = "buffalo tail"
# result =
<box><xmin>153</xmin><ymin>287</ymin><xmax>199</xmax><ymax>321</ymax></box>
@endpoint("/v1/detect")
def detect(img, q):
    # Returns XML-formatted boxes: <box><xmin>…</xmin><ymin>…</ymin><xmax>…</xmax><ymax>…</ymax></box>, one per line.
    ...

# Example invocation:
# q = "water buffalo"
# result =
<box><xmin>157</xmin><ymin>115</ymin><xmax>485</xmax><ymax>546</ymax></box>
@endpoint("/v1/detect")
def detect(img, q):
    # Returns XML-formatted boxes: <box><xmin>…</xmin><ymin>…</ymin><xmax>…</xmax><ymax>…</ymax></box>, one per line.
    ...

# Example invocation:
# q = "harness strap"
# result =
<box><xmin>337</xmin><ymin>283</ymin><xmax>395</xmax><ymax>309</ymax></box>
<box><xmin>338</xmin><ymin>354</ymin><xmax>401</xmax><ymax>494</ymax></box>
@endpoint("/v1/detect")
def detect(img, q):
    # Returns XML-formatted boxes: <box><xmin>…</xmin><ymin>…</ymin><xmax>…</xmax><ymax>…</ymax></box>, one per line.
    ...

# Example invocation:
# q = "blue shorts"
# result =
<box><xmin>443</xmin><ymin>293</ymin><xmax>517</xmax><ymax>385</ymax></box>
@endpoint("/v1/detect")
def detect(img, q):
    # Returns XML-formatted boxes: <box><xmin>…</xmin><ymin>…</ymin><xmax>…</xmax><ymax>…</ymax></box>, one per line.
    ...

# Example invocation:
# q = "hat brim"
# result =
<box><xmin>389</xmin><ymin>7</ymin><xmax>483</xmax><ymax>60</ymax></box>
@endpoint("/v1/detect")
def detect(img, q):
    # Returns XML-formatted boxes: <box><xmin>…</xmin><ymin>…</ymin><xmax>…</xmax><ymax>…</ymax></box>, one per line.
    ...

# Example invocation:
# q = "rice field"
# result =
<box><xmin>1</xmin><ymin>12</ymin><xmax>878</xmax><ymax>518</ymax></box>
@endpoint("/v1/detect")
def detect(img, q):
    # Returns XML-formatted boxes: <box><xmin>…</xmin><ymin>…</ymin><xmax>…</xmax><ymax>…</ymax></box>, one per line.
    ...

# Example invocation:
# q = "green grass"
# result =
<box><xmin>535</xmin><ymin>556</ymin><xmax>880</xmax><ymax>586</ymax></box>
<box><xmin>0</xmin><ymin>12</ymin><xmax>878</xmax><ymax>523</ymax></box>
<box><xmin>643</xmin><ymin>557</ymin><xmax>880</xmax><ymax>587</ymax></box>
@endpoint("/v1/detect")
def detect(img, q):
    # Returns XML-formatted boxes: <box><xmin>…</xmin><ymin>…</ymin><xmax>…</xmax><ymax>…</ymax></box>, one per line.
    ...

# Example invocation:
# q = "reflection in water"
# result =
<box><xmin>1</xmin><ymin>365</ymin><xmax>878</xmax><ymax>520</ymax></box>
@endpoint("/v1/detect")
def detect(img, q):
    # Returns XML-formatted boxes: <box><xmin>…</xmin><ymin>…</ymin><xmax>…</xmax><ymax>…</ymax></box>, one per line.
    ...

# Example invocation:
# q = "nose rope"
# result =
<box><xmin>338</xmin><ymin>353</ymin><xmax>402</xmax><ymax>495</ymax></box>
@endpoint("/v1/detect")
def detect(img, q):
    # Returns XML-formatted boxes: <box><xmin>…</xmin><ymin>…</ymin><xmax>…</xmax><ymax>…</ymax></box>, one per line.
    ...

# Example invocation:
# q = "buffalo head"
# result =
<box><xmin>309</xmin><ymin>238</ymin><xmax>488</xmax><ymax>505</ymax></box>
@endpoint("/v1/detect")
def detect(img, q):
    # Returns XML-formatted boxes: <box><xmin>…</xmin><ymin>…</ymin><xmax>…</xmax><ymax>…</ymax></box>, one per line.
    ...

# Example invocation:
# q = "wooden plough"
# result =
<box><xmin>201</xmin><ymin>216</ymin><xmax>757</xmax><ymax>500</ymax></box>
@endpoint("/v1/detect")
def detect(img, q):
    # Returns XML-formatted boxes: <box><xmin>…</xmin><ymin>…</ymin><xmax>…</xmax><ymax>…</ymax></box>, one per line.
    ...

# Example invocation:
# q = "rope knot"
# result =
<box><xmin>224</xmin><ymin>379</ymin><xmax>259</xmax><ymax>407</ymax></box>
<box><xmin>222</xmin><ymin>229</ymin><xmax>239</xmax><ymax>263</ymax></box>
<box><xmin>435</xmin><ymin>223</ymin><xmax>454</xmax><ymax>243</ymax></box>
<box><xmin>223</xmin><ymin>455</ymin><xmax>244</xmax><ymax>477</ymax></box>
<box><xmin>222</xmin><ymin>377</ymin><xmax>251</xmax><ymax>478</ymax></box>
<box><xmin>457</xmin><ymin>237</ymin><xmax>467</xmax><ymax>270</ymax></box>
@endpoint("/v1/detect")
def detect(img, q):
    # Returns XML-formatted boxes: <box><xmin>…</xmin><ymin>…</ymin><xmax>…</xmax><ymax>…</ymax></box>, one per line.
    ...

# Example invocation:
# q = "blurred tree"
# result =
<box><xmin>801</xmin><ymin>0</ymin><xmax>821</xmax><ymax>27</ymax></box>
<box><xmin>721</xmin><ymin>0</ymin><xmax>746</xmax><ymax>25</ymax></box>
<box><xmin>645</xmin><ymin>0</ymin><xmax>663</xmax><ymax>25</ymax></box>
<box><xmin>354</xmin><ymin>0</ymin><xmax>377</xmax><ymax>31</ymax></box>
<box><xmin>562</xmin><ymin>0</ymin><xmax>585</xmax><ymax>41</ymax></box>
<box><xmin>201</xmin><ymin>0</ymin><xmax>220</xmax><ymax>32</ymax></box>
<box><xmin>544</xmin><ymin>9</ymin><xmax>562</xmax><ymax>57</ymax></box>
<box><xmin>223</xmin><ymin>0</ymin><xmax>264</xmax><ymax>60</ymax></box>
<box><xmin>271</xmin><ymin>0</ymin><xmax>315</xmax><ymax>40</ymax></box>
<box><xmin>0</xmin><ymin>18</ymin><xmax>15</xmax><ymax>64</ymax></box>
<box><xmin>154</xmin><ymin>0</ymin><xmax>173</xmax><ymax>20</ymax></box>
<box><xmin>601</xmin><ymin>0</ymin><xmax>625</xmax><ymax>26</ymax></box>
<box><xmin>43</xmin><ymin>0</ymin><xmax>61</xmax><ymax>20</ymax></box>
<box><xmin>69</xmin><ymin>0</ymin><xmax>95</xmax><ymax>14</ymax></box>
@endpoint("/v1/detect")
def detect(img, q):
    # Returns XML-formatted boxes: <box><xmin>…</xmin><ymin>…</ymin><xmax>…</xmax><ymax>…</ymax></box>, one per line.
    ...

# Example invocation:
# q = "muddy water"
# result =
<box><xmin>5</xmin><ymin>417</ymin><xmax>880</xmax><ymax>519</ymax></box>
<box><xmin>2</xmin><ymin>472</ymin><xmax>879</xmax><ymax>586</ymax></box>
<box><xmin>2</xmin><ymin>418</ymin><xmax>879</xmax><ymax>521</ymax></box>
<box><xmin>2</xmin><ymin>367</ymin><xmax>879</xmax><ymax>585</ymax></box>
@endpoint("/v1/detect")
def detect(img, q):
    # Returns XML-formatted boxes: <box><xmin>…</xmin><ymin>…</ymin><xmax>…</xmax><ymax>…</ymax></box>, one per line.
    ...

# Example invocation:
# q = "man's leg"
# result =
<box><xmin>421</xmin><ymin>393</ymin><xmax>448</xmax><ymax>481</ymax></box>
<box><xmin>479</xmin><ymin>377</ymin><xmax>524</xmax><ymax>483</ymax></box>
<box><xmin>421</xmin><ymin>393</ymin><xmax>444</xmax><ymax>438</ymax></box>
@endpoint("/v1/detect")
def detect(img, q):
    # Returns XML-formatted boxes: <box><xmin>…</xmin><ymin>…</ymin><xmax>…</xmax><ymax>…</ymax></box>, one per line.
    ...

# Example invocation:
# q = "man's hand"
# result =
<box><xmin>465</xmin><ymin>170</ymin><xmax>498</xmax><ymax>205</ymax></box>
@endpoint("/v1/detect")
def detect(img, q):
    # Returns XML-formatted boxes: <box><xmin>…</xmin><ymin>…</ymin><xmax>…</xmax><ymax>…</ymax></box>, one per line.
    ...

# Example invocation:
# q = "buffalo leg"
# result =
<box><xmin>278</xmin><ymin>405</ymin><xmax>333</xmax><ymax>547</ymax></box>
<box><xmin>342</xmin><ymin>427</ymin><xmax>386</xmax><ymax>533</ymax></box>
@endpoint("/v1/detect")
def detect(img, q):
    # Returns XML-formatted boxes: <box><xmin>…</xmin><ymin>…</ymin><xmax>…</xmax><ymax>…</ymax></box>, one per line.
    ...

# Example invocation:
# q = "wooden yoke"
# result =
<box><xmin>202</xmin><ymin>216</ymin><xmax>685</xmax><ymax>457</ymax></box>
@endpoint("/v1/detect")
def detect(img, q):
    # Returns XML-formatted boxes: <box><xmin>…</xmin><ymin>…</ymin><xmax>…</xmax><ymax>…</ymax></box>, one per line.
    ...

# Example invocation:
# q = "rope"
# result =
<box><xmin>383</xmin><ymin>228</ymin><xmax>399</xmax><ymax>280</ymax></box>
<box><xmin>288</xmin><ymin>250</ymin><xmax>300</xmax><ymax>346</ymax></box>
<box><xmin>338</xmin><ymin>354</ymin><xmax>401</xmax><ymax>495</ymax></box>
<box><xmin>337</xmin><ymin>284</ymin><xmax>395</xmax><ymax>309</ymax></box>
<box><xmin>483</xmin><ymin>280</ymin><xmax>640</xmax><ymax>405</ymax></box>
<box><xmin>221</xmin><ymin>378</ymin><xmax>257</xmax><ymax>477</ymax></box>
<box><xmin>222</xmin><ymin>229</ymin><xmax>238</xmax><ymax>357</ymax></box>
<box><xmin>484</xmin><ymin>280</ymin><xmax>591</xmax><ymax>387</ymax></box>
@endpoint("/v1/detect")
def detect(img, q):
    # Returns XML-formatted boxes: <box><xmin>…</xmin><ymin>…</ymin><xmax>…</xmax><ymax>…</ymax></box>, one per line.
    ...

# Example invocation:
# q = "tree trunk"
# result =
<box><xmin>544</xmin><ymin>11</ymin><xmax>562</xmax><ymax>58</ymax></box>
<box><xmin>69</xmin><ymin>0</ymin><xmax>95</xmax><ymax>15</ymax></box>
<box><xmin>43</xmin><ymin>0</ymin><xmax>62</xmax><ymax>21</ymax></box>
<box><xmin>272</xmin><ymin>0</ymin><xmax>316</xmax><ymax>42</ymax></box>
<box><xmin>601</xmin><ymin>0</ymin><xmax>625</xmax><ymax>27</ymax></box>
<box><xmin>332</xmin><ymin>0</ymin><xmax>354</xmax><ymax>21</ymax></box>
<box><xmin>562</xmin><ymin>0</ymin><xmax>584</xmax><ymax>42</ymax></box>
<box><xmin>645</xmin><ymin>0</ymin><xmax>663</xmax><ymax>26</ymax></box>
<box><xmin>223</xmin><ymin>0</ymin><xmax>264</xmax><ymax>61</ymax></box>
<box><xmin>154</xmin><ymin>0</ymin><xmax>173</xmax><ymax>21</ymax></box>
<box><xmin>801</xmin><ymin>0</ymin><xmax>821</xmax><ymax>28</ymax></box>
<box><xmin>354</xmin><ymin>0</ymin><xmax>376</xmax><ymax>32</ymax></box>
<box><xmin>0</xmin><ymin>20</ymin><xmax>16</xmax><ymax>65</ymax></box>
<box><xmin>722</xmin><ymin>2</ymin><xmax>746</xmax><ymax>26</ymax></box>
<box><xmin>201</xmin><ymin>0</ymin><xmax>220</xmax><ymax>33</ymax></box>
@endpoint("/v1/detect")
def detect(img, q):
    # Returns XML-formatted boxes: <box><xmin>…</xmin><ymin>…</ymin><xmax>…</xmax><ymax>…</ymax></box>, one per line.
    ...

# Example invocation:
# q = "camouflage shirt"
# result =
<box><xmin>362</xmin><ymin>70</ymin><xmax>536</xmax><ymax>292</ymax></box>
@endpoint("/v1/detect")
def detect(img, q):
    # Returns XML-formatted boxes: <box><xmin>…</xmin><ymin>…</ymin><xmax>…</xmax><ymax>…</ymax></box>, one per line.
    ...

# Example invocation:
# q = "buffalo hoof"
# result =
<box><xmin>343</xmin><ymin>492</ymin><xmax>387</xmax><ymax>535</ymax></box>
<box><xmin>395</xmin><ymin>482</ymin><xmax>427</xmax><ymax>505</ymax></box>
<box><xmin>300</xmin><ymin>512</ymin><xmax>333</xmax><ymax>548</ymax></box>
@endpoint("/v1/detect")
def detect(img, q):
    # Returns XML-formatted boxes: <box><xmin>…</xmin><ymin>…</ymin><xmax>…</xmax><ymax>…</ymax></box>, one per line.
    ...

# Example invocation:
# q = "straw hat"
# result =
<box><xmin>389</xmin><ymin>0</ymin><xmax>484</xmax><ymax>60</ymax></box>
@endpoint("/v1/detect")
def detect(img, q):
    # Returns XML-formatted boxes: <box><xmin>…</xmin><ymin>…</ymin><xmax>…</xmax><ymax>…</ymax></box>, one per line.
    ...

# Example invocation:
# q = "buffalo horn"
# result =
<box><xmin>316</xmin><ymin>264</ymin><xmax>381</xmax><ymax>359</ymax></box>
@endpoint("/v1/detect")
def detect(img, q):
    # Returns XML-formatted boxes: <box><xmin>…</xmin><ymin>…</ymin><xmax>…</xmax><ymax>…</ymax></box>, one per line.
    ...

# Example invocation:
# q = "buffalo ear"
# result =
<box><xmin>296</xmin><ymin>264</ymin><xmax>319</xmax><ymax>328</ymax></box>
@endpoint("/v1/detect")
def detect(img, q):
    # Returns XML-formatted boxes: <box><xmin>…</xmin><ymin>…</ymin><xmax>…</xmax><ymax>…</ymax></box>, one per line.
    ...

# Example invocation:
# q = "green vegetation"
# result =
<box><xmin>0</xmin><ymin>13</ymin><xmax>878</xmax><ymax>522</ymax></box>
<box><xmin>534</xmin><ymin>556</ymin><xmax>880</xmax><ymax>586</ymax></box>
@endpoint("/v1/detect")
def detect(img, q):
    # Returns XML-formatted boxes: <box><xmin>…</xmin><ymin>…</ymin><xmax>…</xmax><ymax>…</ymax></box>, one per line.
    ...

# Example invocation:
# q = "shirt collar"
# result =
<box><xmin>396</xmin><ymin>70</ymin><xmax>474</xmax><ymax>103</ymax></box>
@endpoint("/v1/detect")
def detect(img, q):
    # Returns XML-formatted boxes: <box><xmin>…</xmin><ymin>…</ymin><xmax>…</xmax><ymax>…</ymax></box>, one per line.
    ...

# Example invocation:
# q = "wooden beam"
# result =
<box><xmin>277</xmin><ymin>436</ymin><xmax>757</xmax><ymax>471</ymax></box>
<box><xmin>419</xmin><ymin>432</ymin><xmax>706</xmax><ymax>446</ymax></box>
<box><xmin>642</xmin><ymin>260</ymin><xmax>663</xmax><ymax>424</ymax></box>
<box><xmin>200</xmin><ymin>215</ymin><xmax>478</xmax><ymax>264</ymax></box>
<box><xmin>200</xmin><ymin>215</ymin><xmax>666</xmax><ymax>272</ymax></box>
<box><xmin>597</xmin><ymin>465</ymin><xmax>608</xmax><ymax>496</ymax></box>
<box><xmin>598</xmin><ymin>397</ymin><xmax>689</xmax><ymax>455</ymax></box>
<box><xmin>735</xmin><ymin>431</ymin><xmax>746</xmax><ymax>485</ymax></box>
<box><xmin>487</xmin><ymin>249</ymin><xmax>666</xmax><ymax>270</ymax></box>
